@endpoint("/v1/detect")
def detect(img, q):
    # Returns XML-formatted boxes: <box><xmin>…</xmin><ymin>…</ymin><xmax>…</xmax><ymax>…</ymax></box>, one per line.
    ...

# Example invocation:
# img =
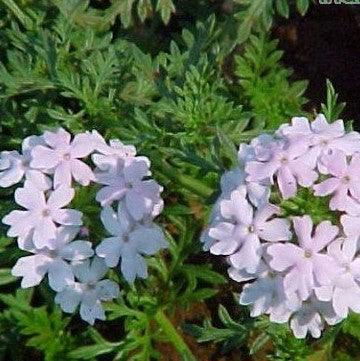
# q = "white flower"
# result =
<box><xmin>30</xmin><ymin>128</ymin><xmax>95</xmax><ymax>188</ymax></box>
<box><xmin>0</xmin><ymin>135</ymin><xmax>51</xmax><ymax>190</ymax></box>
<box><xmin>96</xmin><ymin>204</ymin><xmax>167</xmax><ymax>283</ymax></box>
<box><xmin>89</xmin><ymin>130</ymin><xmax>136</xmax><ymax>160</ymax></box>
<box><xmin>316</xmin><ymin>238</ymin><xmax>360</xmax><ymax>318</ymax></box>
<box><xmin>290</xmin><ymin>295</ymin><xmax>341</xmax><ymax>339</ymax></box>
<box><xmin>55</xmin><ymin>257</ymin><xmax>119</xmax><ymax>325</ymax></box>
<box><xmin>11</xmin><ymin>227</ymin><xmax>93</xmax><ymax>291</ymax></box>
<box><xmin>2</xmin><ymin>184</ymin><xmax>83</xmax><ymax>249</ymax></box>
<box><xmin>94</xmin><ymin>156</ymin><xmax>163</xmax><ymax>220</ymax></box>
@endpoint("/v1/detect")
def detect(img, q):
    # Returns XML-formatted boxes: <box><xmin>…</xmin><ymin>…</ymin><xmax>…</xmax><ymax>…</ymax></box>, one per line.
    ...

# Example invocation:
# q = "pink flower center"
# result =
<box><xmin>342</xmin><ymin>175</ymin><xmax>351</xmax><ymax>184</ymax></box>
<box><xmin>42</xmin><ymin>208</ymin><xmax>51</xmax><ymax>217</ymax></box>
<box><xmin>320</xmin><ymin>139</ymin><xmax>329</xmax><ymax>147</ymax></box>
<box><xmin>63</xmin><ymin>152</ymin><xmax>71</xmax><ymax>161</ymax></box>
<box><xmin>304</xmin><ymin>249</ymin><xmax>312</xmax><ymax>258</ymax></box>
<box><xmin>280</xmin><ymin>156</ymin><xmax>288</xmax><ymax>165</ymax></box>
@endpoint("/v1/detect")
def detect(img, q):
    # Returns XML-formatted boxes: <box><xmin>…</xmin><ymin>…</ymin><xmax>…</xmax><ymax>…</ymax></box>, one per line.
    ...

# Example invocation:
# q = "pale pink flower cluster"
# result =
<box><xmin>202</xmin><ymin>115</ymin><xmax>360</xmax><ymax>338</ymax></box>
<box><xmin>1</xmin><ymin>128</ymin><xmax>166</xmax><ymax>324</ymax></box>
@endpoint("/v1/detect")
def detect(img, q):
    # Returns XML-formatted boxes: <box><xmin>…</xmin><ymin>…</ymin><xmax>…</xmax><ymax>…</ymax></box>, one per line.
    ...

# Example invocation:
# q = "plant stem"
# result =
<box><xmin>154</xmin><ymin>308</ymin><xmax>197</xmax><ymax>361</ymax></box>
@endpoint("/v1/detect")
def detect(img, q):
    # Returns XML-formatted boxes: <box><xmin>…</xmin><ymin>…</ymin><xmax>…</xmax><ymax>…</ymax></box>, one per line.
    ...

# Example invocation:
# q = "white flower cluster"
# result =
<box><xmin>202</xmin><ymin>115</ymin><xmax>360</xmax><ymax>338</ymax></box>
<box><xmin>1</xmin><ymin>128</ymin><xmax>167</xmax><ymax>324</ymax></box>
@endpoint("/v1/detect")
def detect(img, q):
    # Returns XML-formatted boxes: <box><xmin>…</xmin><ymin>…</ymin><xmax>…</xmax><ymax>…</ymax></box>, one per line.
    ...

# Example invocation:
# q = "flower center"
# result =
<box><xmin>123</xmin><ymin>234</ymin><xmax>130</xmax><ymax>243</ymax></box>
<box><xmin>48</xmin><ymin>249</ymin><xmax>58</xmax><ymax>258</ymax></box>
<box><xmin>86</xmin><ymin>282</ymin><xmax>97</xmax><ymax>290</ymax></box>
<box><xmin>42</xmin><ymin>208</ymin><xmax>51</xmax><ymax>217</ymax></box>
<box><xmin>320</xmin><ymin>139</ymin><xmax>329</xmax><ymax>147</ymax></box>
<box><xmin>248</xmin><ymin>225</ymin><xmax>255</xmax><ymax>233</ymax></box>
<box><xmin>63</xmin><ymin>152</ymin><xmax>71</xmax><ymax>161</ymax></box>
<box><xmin>342</xmin><ymin>175</ymin><xmax>351</xmax><ymax>184</ymax></box>
<box><xmin>304</xmin><ymin>249</ymin><xmax>312</xmax><ymax>258</ymax></box>
<box><xmin>280</xmin><ymin>156</ymin><xmax>288</xmax><ymax>165</ymax></box>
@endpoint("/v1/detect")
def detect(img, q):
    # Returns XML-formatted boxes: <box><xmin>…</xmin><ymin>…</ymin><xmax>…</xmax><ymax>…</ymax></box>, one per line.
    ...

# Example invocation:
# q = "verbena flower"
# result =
<box><xmin>94</xmin><ymin>156</ymin><xmax>163</xmax><ymax>220</ymax></box>
<box><xmin>31</xmin><ymin>128</ymin><xmax>95</xmax><ymax>188</ymax></box>
<box><xmin>55</xmin><ymin>257</ymin><xmax>119</xmax><ymax>325</ymax></box>
<box><xmin>96</xmin><ymin>204</ymin><xmax>167</xmax><ymax>283</ymax></box>
<box><xmin>268</xmin><ymin>216</ymin><xmax>338</xmax><ymax>301</ymax></box>
<box><xmin>202</xmin><ymin>114</ymin><xmax>360</xmax><ymax>338</ymax></box>
<box><xmin>0</xmin><ymin>135</ymin><xmax>51</xmax><ymax>189</ymax></box>
<box><xmin>3</xmin><ymin>184</ymin><xmax>83</xmax><ymax>249</ymax></box>
<box><xmin>314</xmin><ymin>150</ymin><xmax>360</xmax><ymax>213</ymax></box>
<box><xmin>12</xmin><ymin>227</ymin><xmax>93</xmax><ymax>291</ymax></box>
<box><xmin>3</xmin><ymin>129</ymin><xmax>166</xmax><ymax>325</ymax></box>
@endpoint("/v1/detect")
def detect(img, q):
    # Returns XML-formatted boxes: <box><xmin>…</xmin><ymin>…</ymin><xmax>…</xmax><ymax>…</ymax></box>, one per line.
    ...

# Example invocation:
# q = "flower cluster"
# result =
<box><xmin>202</xmin><ymin>114</ymin><xmax>360</xmax><ymax>338</ymax></box>
<box><xmin>1</xmin><ymin>128</ymin><xmax>167</xmax><ymax>324</ymax></box>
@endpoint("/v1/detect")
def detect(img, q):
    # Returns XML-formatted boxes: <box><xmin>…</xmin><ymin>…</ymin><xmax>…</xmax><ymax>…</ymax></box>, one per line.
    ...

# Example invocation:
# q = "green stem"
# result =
<box><xmin>155</xmin><ymin>309</ymin><xmax>197</xmax><ymax>361</ymax></box>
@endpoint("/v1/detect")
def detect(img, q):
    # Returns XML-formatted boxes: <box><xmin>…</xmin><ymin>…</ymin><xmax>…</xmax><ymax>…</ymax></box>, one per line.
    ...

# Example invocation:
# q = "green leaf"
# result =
<box><xmin>276</xmin><ymin>0</ymin><xmax>290</xmax><ymax>18</ymax></box>
<box><xmin>0</xmin><ymin>268</ymin><xmax>17</xmax><ymax>286</ymax></box>
<box><xmin>68</xmin><ymin>343</ymin><xmax>118</xmax><ymax>360</ymax></box>
<box><xmin>297</xmin><ymin>0</ymin><xmax>310</xmax><ymax>16</ymax></box>
<box><xmin>342</xmin><ymin>313</ymin><xmax>360</xmax><ymax>340</ymax></box>
<box><xmin>156</xmin><ymin>0</ymin><xmax>175</xmax><ymax>24</ymax></box>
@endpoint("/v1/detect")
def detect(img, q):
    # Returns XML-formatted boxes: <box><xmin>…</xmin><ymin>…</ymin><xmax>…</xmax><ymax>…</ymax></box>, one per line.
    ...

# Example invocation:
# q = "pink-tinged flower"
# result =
<box><xmin>268</xmin><ymin>216</ymin><xmax>339</xmax><ymax>301</ymax></box>
<box><xmin>55</xmin><ymin>257</ymin><xmax>119</xmax><ymax>325</ymax></box>
<box><xmin>209</xmin><ymin>190</ymin><xmax>291</xmax><ymax>272</ymax></box>
<box><xmin>316</xmin><ymin>238</ymin><xmax>360</xmax><ymax>318</ymax></box>
<box><xmin>313</xmin><ymin>151</ymin><xmax>360</xmax><ymax>213</ymax></box>
<box><xmin>341</xmin><ymin>214</ymin><xmax>360</xmax><ymax>241</ymax></box>
<box><xmin>11</xmin><ymin>227</ymin><xmax>93</xmax><ymax>291</ymax></box>
<box><xmin>2</xmin><ymin>184</ymin><xmax>83</xmax><ymax>249</ymax></box>
<box><xmin>239</xmin><ymin>270</ymin><xmax>297</xmax><ymax>323</ymax></box>
<box><xmin>279</xmin><ymin>115</ymin><xmax>360</xmax><ymax>165</ymax></box>
<box><xmin>30</xmin><ymin>128</ymin><xmax>95</xmax><ymax>188</ymax></box>
<box><xmin>246</xmin><ymin>140</ymin><xmax>318</xmax><ymax>199</ymax></box>
<box><xmin>0</xmin><ymin>136</ymin><xmax>51</xmax><ymax>190</ymax></box>
<box><xmin>94</xmin><ymin>156</ymin><xmax>163</xmax><ymax>220</ymax></box>
<box><xmin>290</xmin><ymin>295</ymin><xmax>341</xmax><ymax>339</ymax></box>
<box><xmin>96</xmin><ymin>204</ymin><xmax>167</xmax><ymax>283</ymax></box>
<box><xmin>89</xmin><ymin>130</ymin><xmax>136</xmax><ymax>159</ymax></box>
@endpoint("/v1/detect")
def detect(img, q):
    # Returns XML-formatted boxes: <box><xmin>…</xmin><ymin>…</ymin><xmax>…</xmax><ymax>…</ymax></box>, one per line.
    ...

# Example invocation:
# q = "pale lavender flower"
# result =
<box><xmin>89</xmin><ymin>130</ymin><xmax>136</xmax><ymax>159</ymax></box>
<box><xmin>0</xmin><ymin>135</ymin><xmax>51</xmax><ymax>190</ymax></box>
<box><xmin>316</xmin><ymin>238</ymin><xmax>360</xmax><ymax>318</ymax></box>
<box><xmin>96</xmin><ymin>204</ymin><xmax>167</xmax><ymax>283</ymax></box>
<box><xmin>11</xmin><ymin>227</ymin><xmax>93</xmax><ymax>291</ymax></box>
<box><xmin>94</xmin><ymin>156</ymin><xmax>163</xmax><ymax>220</ymax></box>
<box><xmin>31</xmin><ymin>128</ymin><xmax>95</xmax><ymax>188</ymax></box>
<box><xmin>209</xmin><ymin>190</ymin><xmax>291</xmax><ymax>272</ymax></box>
<box><xmin>55</xmin><ymin>257</ymin><xmax>119</xmax><ymax>325</ymax></box>
<box><xmin>290</xmin><ymin>295</ymin><xmax>341</xmax><ymax>339</ymax></box>
<box><xmin>341</xmin><ymin>213</ymin><xmax>360</xmax><ymax>241</ymax></box>
<box><xmin>246</xmin><ymin>140</ymin><xmax>318</xmax><ymax>199</ymax></box>
<box><xmin>2</xmin><ymin>184</ymin><xmax>83</xmax><ymax>249</ymax></box>
<box><xmin>313</xmin><ymin>151</ymin><xmax>360</xmax><ymax>213</ymax></box>
<box><xmin>239</xmin><ymin>269</ymin><xmax>296</xmax><ymax>323</ymax></box>
<box><xmin>279</xmin><ymin>115</ymin><xmax>360</xmax><ymax>168</ymax></box>
<box><xmin>268</xmin><ymin>216</ymin><xmax>338</xmax><ymax>301</ymax></box>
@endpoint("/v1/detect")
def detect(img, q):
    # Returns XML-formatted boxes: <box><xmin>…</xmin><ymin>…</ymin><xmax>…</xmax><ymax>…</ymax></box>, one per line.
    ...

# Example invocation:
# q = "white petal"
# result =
<box><xmin>48</xmin><ymin>259</ymin><xmax>74</xmax><ymax>291</ymax></box>
<box><xmin>48</xmin><ymin>185</ymin><xmax>75</xmax><ymax>209</ymax></box>
<box><xmin>12</xmin><ymin>254</ymin><xmax>50</xmax><ymax>288</ymax></box>
<box><xmin>96</xmin><ymin>237</ymin><xmax>122</xmax><ymax>267</ymax></box>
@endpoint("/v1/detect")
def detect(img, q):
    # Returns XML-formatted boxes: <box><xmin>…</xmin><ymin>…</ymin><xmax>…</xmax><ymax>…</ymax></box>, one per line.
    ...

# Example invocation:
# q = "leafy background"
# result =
<box><xmin>0</xmin><ymin>0</ymin><xmax>359</xmax><ymax>360</ymax></box>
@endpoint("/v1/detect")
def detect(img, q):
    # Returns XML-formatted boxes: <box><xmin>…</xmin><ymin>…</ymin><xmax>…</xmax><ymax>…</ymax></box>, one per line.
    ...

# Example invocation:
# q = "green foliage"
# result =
<box><xmin>233</xmin><ymin>0</ymin><xmax>312</xmax><ymax>45</ymax></box>
<box><xmin>235</xmin><ymin>33</ymin><xmax>308</xmax><ymax>130</ymax></box>
<box><xmin>0</xmin><ymin>0</ymin><xmax>353</xmax><ymax>360</ymax></box>
<box><xmin>321</xmin><ymin>79</ymin><xmax>346</xmax><ymax>122</ymax></box>
<box><xmin>184</xmin><ymin>304</ymin><xmax>252</xmax><ymax>354</ymax></box>
<box><xmin>0</xmin><ymin>290</ymin><xmax>74</xmax><ymax>361</ymax></box>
